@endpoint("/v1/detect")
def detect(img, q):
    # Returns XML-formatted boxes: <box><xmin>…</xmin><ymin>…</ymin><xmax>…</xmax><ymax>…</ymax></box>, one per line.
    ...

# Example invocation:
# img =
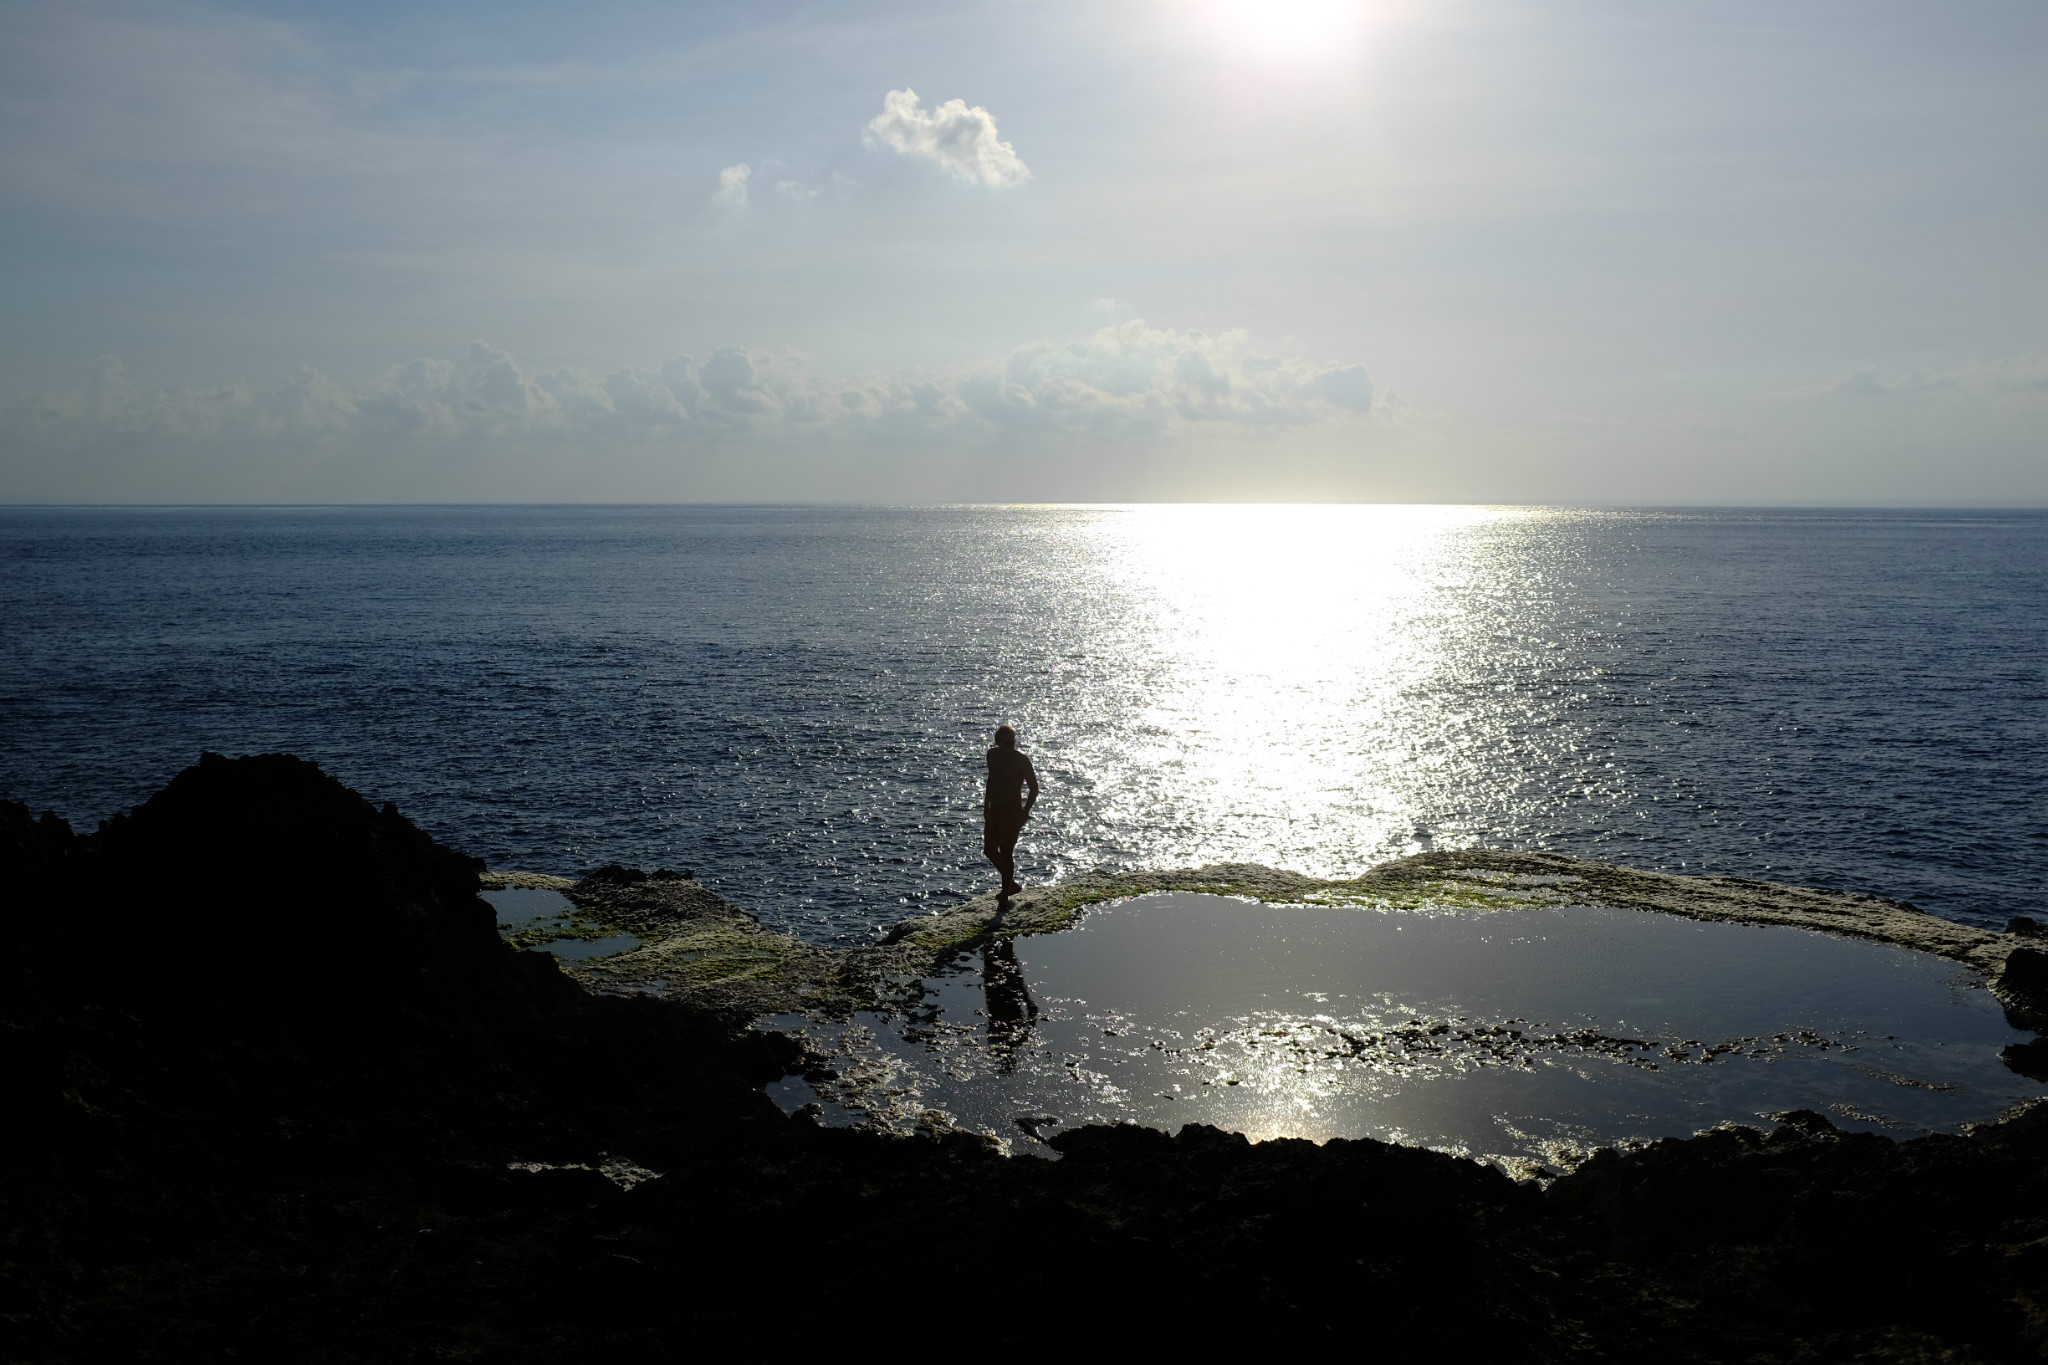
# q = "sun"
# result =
<box><xmin>1205</xmin><ymin>0</ymin><xmax>1366</xmax><ymax>62</ymax></box>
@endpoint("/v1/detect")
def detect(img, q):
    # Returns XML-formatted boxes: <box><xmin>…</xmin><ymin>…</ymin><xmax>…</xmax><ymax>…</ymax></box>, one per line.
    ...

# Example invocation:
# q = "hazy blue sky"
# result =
<box><xmin>1</xmin><ymin>0</ymin><xmax>2042</xmax><ymax>501</ymax></box>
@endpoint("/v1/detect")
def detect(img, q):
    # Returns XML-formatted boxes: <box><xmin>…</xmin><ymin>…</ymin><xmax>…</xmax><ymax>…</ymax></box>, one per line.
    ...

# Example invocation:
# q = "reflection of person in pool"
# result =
<box><xmin>981</xmin><ymin>934</ymin><xmax>1039</xmax><ymax>1069</ymax></box>
<box><xmin>982</xmin><ymin>723</ymin><xmax>1039</xmax><ymax>898</ymax></box>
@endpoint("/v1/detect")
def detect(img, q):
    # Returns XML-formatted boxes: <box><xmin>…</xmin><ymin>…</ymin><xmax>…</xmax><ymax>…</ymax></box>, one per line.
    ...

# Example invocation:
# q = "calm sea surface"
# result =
<box><xmin>1</xmin><ymin>505</ymin><xmax>2042</xmax><ymax>942</ymax></box>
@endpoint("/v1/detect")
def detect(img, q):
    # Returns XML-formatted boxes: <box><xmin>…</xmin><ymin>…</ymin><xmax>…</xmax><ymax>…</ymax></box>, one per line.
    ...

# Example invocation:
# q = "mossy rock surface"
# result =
<box><xmin>479</xmin><ymin>870</ymin><xmax>576</xmax><ymax>892</ymax></box>
<box><xmin>500</xmin><ymin>848</ymin><xmax>2018</xmax><ymax>1018</ymax></box>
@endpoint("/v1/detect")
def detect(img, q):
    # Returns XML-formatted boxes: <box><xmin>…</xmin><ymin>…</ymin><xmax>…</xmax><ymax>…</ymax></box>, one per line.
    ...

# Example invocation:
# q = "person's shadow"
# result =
<box><xmin>981</xmin><ymin>934</ymin><xmax>1039</xmax><ymax>1072</ymax></box>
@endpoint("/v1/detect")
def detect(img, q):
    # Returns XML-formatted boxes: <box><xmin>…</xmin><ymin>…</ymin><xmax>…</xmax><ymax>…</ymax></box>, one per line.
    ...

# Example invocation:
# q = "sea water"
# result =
<box><xmin>3</xmin><ymin>505</ymin><xmax>2044</xmax><ymax>941</ymax></box>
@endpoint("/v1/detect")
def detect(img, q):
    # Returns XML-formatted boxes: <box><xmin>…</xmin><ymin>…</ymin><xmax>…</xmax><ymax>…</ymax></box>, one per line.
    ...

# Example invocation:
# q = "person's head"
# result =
<box><xmin>993</xmin><ymin>723</ymin><xmax>1017</xmax><ymax>750</ymax></box>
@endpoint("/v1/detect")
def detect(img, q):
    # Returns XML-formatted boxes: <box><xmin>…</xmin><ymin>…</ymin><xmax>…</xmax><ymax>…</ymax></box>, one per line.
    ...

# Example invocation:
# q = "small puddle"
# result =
<box><xmin>544</xmin><ymin>934</ymin><xmax>642</xmax><ymax>960</ymax></box>
<box><xmin>486</xmin><ymin>887</ymin><xmax>575</xmax><ymax>929</ymax></box>
<box><xmin>484</xmin><ymin>887</ymin><xmax>639</xmax><ymax>961</ymax></box>
<box><xmin>762</xmin><ymin>893</ymin><xmax>2044</xmax><ymax>1169</ymax></box>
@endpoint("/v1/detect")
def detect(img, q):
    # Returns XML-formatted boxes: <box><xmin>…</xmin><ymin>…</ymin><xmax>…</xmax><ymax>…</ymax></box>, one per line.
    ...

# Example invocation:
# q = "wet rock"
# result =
<box><xmin>1045</xmin><ymin>1122</ymin><xmax>1177</xmax><ymax>1163</ymax></box>
<box><xmin>1767</xmin><ymin>1108</ymin><xmax>1842</xmax><ymax>1139</ymax></box>
<box><xmin>1993</xmin><ymin>946</ymin><xmax>2048</xmax><ymax>1027</ymax></box>
<box><xmin>1171</xmin><ymin>1123</ymin><xmax>1252</xmax><ymax>1155</ymax></box>
<box><xmin>2000</xmin><ymin>1037</ymin><xmax>2048</xmax><ymax>1083</ymax></box>
<box><xmin>1014</xmin><ymin>1114</ymin><xmax>1060</xmax><ymax>1139</ymax></box>
<box><xmin>1995</xmin><ymin>944</ymin><xmax>2048</xmax><ymax>995</ymax></box>
<box><xmin>580</xmin><ymin>863</ymin><xmax>652</xmax><ymax>886</ymax></box>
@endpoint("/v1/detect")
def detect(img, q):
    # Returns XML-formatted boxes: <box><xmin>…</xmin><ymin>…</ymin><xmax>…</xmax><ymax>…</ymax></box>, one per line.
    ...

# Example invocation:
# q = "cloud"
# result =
<box><xmin>1829</xmin><ymin>354</ymin><xmax>2048</xmax><ymax>398</ymax></box>
<box><xmin>0</xmin><ymin>323</ymin><xmax>1377</xmax><ymax>495</ymax></box>
<box><xmin>862</xmin><ymin>88</ymin><xmax>1030</xmax><ymax>188</ymax></box>
<box><xmin>712</xmin><ymin>163</ymin><xmax>751</xmax><ymax>208</ymax></box>
<box><xmin>1311</xmin><ymin>365</ymin><xmax>1376</xmax><ymax>412</ymax></box>
<box><xmin>989</xmin><ymin>322</ymin><xmax>1373</xmax><ymax>429</ymax></box>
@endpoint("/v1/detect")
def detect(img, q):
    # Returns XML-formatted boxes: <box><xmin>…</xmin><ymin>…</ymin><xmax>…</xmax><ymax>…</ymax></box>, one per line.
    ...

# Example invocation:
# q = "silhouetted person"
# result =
<box><xmin>983</xmin><ymin>723</ymin><xmax>1039</xmax><ymax>897</ymax></box>
<box><xmin>980</xmin><ymin>934</ymin><xmax>1039</xmax><ymax>1070</ymax></box>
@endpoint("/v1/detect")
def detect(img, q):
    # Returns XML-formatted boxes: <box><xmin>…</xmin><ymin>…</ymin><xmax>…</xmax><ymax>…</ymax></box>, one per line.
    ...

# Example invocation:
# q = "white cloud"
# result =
<box><xmin>17</xmin><ymin>333</ymin><xmax>2047</xmax><ymax>505</ymax></box>
<box><xmin>711</xmin><ymin>163</ymin><xmax>750</xmax><ymax>208</ymax></box>
<box><xmin>989</xmin><ymin>322</ymin><xmax>1373</xmax><ymax>427</ymax></box>
<box><xmin>862</xmin><ymin>88</ymin><xmax>1030</xmax><ymax>188</ymax></box>
<box><xmin>0</xmin><ymin>323</ymin><xmax>1377</xmax><ymax>493</ymax></box>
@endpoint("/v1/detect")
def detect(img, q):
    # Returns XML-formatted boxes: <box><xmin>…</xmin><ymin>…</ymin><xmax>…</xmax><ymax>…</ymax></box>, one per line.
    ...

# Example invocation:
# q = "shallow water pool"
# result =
<box><xmin>483</xmin><ymin>887</ymin><xmax>639</xmax><ymax>961</ymax></box>
<box><xmin>762</xmin><ymin>893</ymin><xmax>2043</xmax><ymax>1169</ymax></box>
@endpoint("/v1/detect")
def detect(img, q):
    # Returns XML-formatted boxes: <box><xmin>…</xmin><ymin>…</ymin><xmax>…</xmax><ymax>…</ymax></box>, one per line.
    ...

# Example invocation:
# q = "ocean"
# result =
<box><xmin>2</xmin><ymin>504</ymin><xmax>2042</xmax><ymax>942</ymax></box>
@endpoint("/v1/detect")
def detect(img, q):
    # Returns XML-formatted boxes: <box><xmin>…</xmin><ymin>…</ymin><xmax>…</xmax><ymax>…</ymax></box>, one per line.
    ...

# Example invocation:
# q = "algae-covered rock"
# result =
<box><xmin>559</xmin><ymin>864</ymin><xmax>843</xmax><ymax>1015</ymax></box>
<box><xmin>598</xmin><ymin>846</ymin><xmax>2017</xmax><ymax>1020</ymax></box>
<box><xmin>872</xmin><ymin>848</ymin><xmax>2012</xmax><ymax>971</ymax></box>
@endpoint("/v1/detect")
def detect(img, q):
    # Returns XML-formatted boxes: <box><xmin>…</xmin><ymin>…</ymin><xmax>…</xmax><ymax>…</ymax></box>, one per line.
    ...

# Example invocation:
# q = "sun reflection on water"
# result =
<box><xmin>1041</xmin><ymin>504</ymin><xmax>1546</xmax><ymax>881</ymax></box>
<box><xmin>764</xmin><ymin>890</ymin><xmax>2043</xmax><ymax>1164</ymax></box>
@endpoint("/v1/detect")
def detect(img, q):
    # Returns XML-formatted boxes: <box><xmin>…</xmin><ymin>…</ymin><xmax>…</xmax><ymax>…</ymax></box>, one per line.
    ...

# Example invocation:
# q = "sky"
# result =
<box><xmin>0</xmin><ymin>0</ymin><xmax>2042</xmax><ymax>503</ymax></box>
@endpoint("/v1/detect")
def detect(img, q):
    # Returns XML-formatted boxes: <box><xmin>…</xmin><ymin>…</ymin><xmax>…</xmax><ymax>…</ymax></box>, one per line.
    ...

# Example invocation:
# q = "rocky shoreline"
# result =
<box><xmin>495</xmin><ymin>844</ymin><xmax>2048</xmax><ymax>1094</ymax></box>
<box><xmin>498</xmin><ymin>848</ymin><xmax>2038</xmax><ymax>1009</ymax></box>
<box><xmin>7</xmin><ymin>753</ymin><xmax>2047</xmax><ymax>1360</ymax></box>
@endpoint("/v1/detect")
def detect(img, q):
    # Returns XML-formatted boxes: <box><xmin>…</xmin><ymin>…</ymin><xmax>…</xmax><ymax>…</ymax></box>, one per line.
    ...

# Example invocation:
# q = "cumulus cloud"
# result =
<box><xmin>862</xmin><ymin>88</ymin><xmax>1030</xmax><ymax>188</ymax></box>
<box><xmin>987</xmin><ymin>322</ymin><xmax>1373</xmax><ymax>429</ymax></box>
<box><xmin>0</xmin><ymin>323</ymin><xmax>1377</xmax><ymax>496</ymax></box>
<box><xmin>712</xmin><ymin>163</ymin><xmax>751</xmax><ymax>208</ymax></box>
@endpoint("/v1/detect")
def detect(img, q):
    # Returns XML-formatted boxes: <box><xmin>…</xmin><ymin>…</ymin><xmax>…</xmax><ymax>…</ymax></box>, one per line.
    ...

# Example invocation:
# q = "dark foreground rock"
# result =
<box><xmin>4</xmin><ymin>755</ymin><xmax>2046</xmax><ymax>1361</ymax></box>
<box><xmin>1998</xmin><ymin>948</ymin><xmax>2048</xmax><ymax>1030</ymax></box>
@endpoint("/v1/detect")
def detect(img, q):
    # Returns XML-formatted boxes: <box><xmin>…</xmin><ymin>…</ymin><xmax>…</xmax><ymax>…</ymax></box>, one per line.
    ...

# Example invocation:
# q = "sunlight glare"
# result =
<box><xmin>1068</xmin><ymin>504</ymin><xmax>1534</xmax><ymax>877</ymax></box>
<box><xmin>1205</xmin><ymin>0</ymin><xmax>1367</xmax><ymax>62</ymax></box>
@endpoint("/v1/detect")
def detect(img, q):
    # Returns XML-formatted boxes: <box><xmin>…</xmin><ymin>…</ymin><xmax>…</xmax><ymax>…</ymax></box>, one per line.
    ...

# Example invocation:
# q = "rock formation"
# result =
<box><xmin>4</xmin><ymin>754</ymin><xmax>2045</xmax><ymax>1361</ymax></box>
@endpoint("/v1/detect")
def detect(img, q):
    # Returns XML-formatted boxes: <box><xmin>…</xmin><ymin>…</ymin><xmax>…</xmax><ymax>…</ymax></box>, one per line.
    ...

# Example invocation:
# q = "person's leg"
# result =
<box><xmin>996</xmin><ymin>834</ymin><xmax>1020</xmax><ymax>893</ymax></box>
<box><xmin>984</xmin><ymin>826</ymin><xmax>1009</xmax><ymax>888</ymax></box>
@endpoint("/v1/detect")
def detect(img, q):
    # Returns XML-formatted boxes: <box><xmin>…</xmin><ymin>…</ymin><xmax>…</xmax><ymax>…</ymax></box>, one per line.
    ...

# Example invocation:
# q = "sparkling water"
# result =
<box><xmin>3</xmin><ymin>504</ymin><xmax>2042</xmax><ymax>941</ymax></box>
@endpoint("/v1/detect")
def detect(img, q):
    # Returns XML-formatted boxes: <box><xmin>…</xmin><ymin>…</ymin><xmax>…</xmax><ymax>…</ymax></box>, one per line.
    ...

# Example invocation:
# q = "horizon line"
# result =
<box><xmin>5</xmin><ymin>499</ymin><xmax>2048</xmax><ymax>512</ymax></box>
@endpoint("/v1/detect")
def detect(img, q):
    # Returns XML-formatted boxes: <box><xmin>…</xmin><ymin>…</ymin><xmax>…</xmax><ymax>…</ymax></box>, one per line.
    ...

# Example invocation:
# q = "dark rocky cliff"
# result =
<box><xmin>3</xmin><ymin>755</ymin><xmax>2044</xmax><ymax>1361</ymax></box>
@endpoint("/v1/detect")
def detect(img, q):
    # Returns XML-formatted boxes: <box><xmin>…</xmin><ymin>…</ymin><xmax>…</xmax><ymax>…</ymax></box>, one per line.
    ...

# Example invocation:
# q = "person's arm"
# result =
<box><xmin>1022</xmin><ymin>756</ymin><xmax>1040</xmax><ymax>819</ymax></box>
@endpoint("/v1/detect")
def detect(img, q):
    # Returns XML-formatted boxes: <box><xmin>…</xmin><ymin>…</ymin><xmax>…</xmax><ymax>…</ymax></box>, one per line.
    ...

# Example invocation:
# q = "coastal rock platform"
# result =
<box><xmin>503</xmin><ymin>843</ymin><xmax>2036</xmax><ymax>1029</ymax></box>
<box><xmin>8</xmin><ymin>754</ymin><xmax>2048</xmax><ymax>1361</ymax></box>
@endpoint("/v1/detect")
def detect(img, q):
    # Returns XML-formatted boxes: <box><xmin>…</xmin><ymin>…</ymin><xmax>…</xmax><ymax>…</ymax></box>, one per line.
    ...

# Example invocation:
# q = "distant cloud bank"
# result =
<box><xmin>863</xmin><ymin>88</ymin><xmax>1030</xmax><ymax>188</ymax></box>
<box><xmin>1827</xmin><ymin>353</ymin><xmax>2048</xmax><ymax>398</ymax></box>
<box><xmin>0</xmin><ymin>323</ymin><xmax>1377</xmax><ymax>497</ymax></box>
